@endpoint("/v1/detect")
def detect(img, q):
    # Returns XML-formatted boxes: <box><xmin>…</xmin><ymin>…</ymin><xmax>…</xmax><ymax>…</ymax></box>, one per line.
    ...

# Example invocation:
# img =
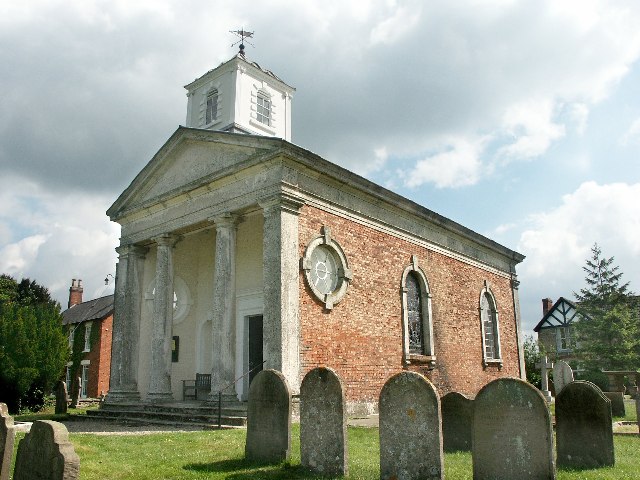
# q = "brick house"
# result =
<box><xmin>62</xmin><ymin>279</ymin><xmax>114</xmax><ymax>398</ymax></box>
<box><xmin>534</xmin><ymin>297</ymin><xmax>581</xmax><ymax>366</ymax></box>
<box><xmin>104</xmin><ymin>50</ymin><xmax>526</xmax><ymax>413</ymax></box>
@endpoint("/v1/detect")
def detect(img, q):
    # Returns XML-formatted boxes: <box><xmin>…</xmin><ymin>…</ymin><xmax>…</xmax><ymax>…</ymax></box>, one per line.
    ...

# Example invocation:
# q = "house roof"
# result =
<box><xmin>533</xmin><ymin>296</ymin><xmax>581</xmax><ymax>332</ymax></box>
<box><xmin>62</xmin><ymin>294</ymin><xmax>114</xmax><ymax>325</ymax></box>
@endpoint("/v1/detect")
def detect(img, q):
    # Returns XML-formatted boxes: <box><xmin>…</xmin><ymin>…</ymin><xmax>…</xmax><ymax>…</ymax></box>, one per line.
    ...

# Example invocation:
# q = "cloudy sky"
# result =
<box><xmin>1</xmin><ymin>0</ymin><xmax>639</xmax><ymax>336</ymax></box>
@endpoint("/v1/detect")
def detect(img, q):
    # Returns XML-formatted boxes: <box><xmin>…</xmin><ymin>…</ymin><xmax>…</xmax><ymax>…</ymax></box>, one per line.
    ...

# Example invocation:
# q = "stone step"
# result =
<box><xmin>99</xmin><ymin>404</ymin><xmax>247</xmax><ymax>417</ymax></box>
<box><xmin>86</xmin><ymin>408</ymin><xmax>247</xmax><ymax>427</ymax></box>
<box><xmin>83</xmin><ymin>412</ymin><xmax>244</xmax><ymax>430</ymax></box>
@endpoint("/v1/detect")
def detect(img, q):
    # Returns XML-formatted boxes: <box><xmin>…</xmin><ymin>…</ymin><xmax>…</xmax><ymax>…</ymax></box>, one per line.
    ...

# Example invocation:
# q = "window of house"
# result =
<box><xmin>68</xmin><ymin>327</ymin><xmax>75</xmax><ymax>349</ymax></box>
<box><xmin>83</xmin><ymin>322</ymin><xmax>92</xmax><ymax>352</ymax></box>
<box><xmin>81</xmin><ymin>364</ymin><xmax>89</xmax><ymax>398</ymax></box>
<box><xmin>206</xmin><ymin>88</ymin><xmax>218</xmax><ymax>124</ymax></box>
<box><xmin>401</xmin><ymin>257</ymin><xmax>435</xmax><ymax>367</ymax></box>
<box><xmin>256</xmin><ymin>92</ymin><xmax>271</xmax><ymax>126</ymax></box>
<box><xmin>65</xmin><ymin>364</ymin><xmax>71</xmax><ymax>392</ymax></box>
<box><xmin>557</xmin><ymin>327</ymin><xmax>572</xmax><ymax>351</ymax></box>
<box><xmin>480</xmin><ymin>288</ymin><xmax>501</xmax><ymax>365</ymax></box>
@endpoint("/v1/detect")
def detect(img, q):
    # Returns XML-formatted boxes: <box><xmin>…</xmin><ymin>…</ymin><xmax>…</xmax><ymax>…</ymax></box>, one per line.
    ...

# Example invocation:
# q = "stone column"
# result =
<box><xmin>511</xmin><ymin>275</ymin><xmax>526</xmax><ymax>380</ymax></box>
<box><xmin>260</xmin><ymin>194</ymin><xmax>304</xmax><ymax>395</ymax></box>
<box><xmin>105</xmin><ymin>243</ymin><xmax>147</xmax><ymax>404</ymax></box>
<box><xmin>147</xmin><ymin>234</ymin><xmax>176</xmax><ymax>402</ymax></box>
<box><xmin>209</xmin><ymin>213</ymin><xmax>238</xmax><ymax>401</ymax></box>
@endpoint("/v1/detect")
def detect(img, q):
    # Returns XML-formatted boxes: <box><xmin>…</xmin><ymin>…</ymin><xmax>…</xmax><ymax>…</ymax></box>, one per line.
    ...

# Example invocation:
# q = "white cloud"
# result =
<box><xmin>404</xmin><ymin>136</ymin><xmax>488</xmax><ymax>188</ymax></box>
<box><xmin>0</xmin><ymin>175</ymin><xmax>119</xmax><ymax>306</ymax></box>
<box><xmin>568</xmin><ymin>103</ymin><xmax>589</xmax><ymax>135</ymax></box>
<box><xmin>0</xmin><ymin>235</ymin><xmax>50</xmax><ymax>274</ymax></box>
<box><xmin>498</xmin><ymin>99</ymin><xmax>566</xmax><ymax>161</ymax></box>
<box><xmin>516</xmin><ymin>181</ymin><xmax>640</xmax><ymax>330</ymax></box>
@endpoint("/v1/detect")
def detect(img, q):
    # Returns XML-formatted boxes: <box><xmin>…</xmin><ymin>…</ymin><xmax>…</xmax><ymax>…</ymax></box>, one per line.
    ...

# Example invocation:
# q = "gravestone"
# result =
<box><xmin>636</xmin><ymin>395</ymin><xmax>640</xmax><ymax>438</ymax></box>
<box><xmin>55</xmin><ymin>381</ymin><xmax>69</xmax><ymax>415</ymax></box>
<box><xmin>245</xmin><ymin>369</ymin><xmax>291</xmax><ymax>463</ymax></box>
<box><xmin>552</xmin><ymin>361</ymin><xmax>574</xmax><ymax>395</ymax></box>
<box><xmin>473</xmin><ymin>377</ymin><xmax>555</xmax><ymax>480</ymax></box>
<box><xmin>300</xmin><ymin>367</ymin><xmax>347</xmax><ymax>476</ymax></box>
<box><xmin>535</xmin><ymin>354</ymin><xmax>553</xmax><ymax>402</ymax></box>
<box><xmin>379</xmin><ymin>371</ymin><xmax>443</xmax><ymax>480</ymax></box>
<box><xmin>441</xmin><ymin>392</ymin><xmax>473</xmax><ymax>452</ymax></box>
<box><xmin>556</xmin><ymin>381</ymin><xmax>614</xmax><ymax>468</ymax></box>
<box><xmin>603</xmin><ymin>392</ymin><xmax>625</xmax><ymax>417</ymax></box>
<box><xmin>13</xmin><ymin>420</ymin><xmax>80</xmax><ymax>480</ymax></box>
<box><xmin>0</xmin><ymin>403</ymin><xmax>16</xmax><ymax>480</ymax></box>
<box><xmin>70</xmin><ymin>377</ymin><xmax>81</xmax><ymax>409</ymax></box>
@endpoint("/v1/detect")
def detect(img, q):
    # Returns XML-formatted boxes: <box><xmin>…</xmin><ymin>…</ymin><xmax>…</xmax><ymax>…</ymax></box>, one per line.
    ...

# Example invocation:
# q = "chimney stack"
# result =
<box><xmin>542</xmin><ymin>298</ymin><xmax>553</xmax><ymax>316</ymax></box>
<box><xmin>68</xmin><ymin>279</ymin><xmax>83</xmax><ymax>308</ymax></box>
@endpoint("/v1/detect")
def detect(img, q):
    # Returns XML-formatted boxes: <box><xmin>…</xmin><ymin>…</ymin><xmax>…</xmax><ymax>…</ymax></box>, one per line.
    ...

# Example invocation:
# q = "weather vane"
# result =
<box><xmin>230</xmin><ymin>28</ymin><xmax>254</xmax><ymax>56</ymax></box>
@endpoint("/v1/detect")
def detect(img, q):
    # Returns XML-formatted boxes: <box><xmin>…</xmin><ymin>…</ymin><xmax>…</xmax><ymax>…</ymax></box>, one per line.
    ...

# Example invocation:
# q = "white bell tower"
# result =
<box><xmin>184</xmin><ymin>38</ymin><xmax>295</xmax><ymax>141</ymax></box>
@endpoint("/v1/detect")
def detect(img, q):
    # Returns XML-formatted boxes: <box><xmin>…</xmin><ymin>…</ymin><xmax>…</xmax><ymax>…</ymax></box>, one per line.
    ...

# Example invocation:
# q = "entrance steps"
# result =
<box><xmin>86</xmin><ymin>400</ymin><xmax>248</xmax><ymax>429</ymax></box>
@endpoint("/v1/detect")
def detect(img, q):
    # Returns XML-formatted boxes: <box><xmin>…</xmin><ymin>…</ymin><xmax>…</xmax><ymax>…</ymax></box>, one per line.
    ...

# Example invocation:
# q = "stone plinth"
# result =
<box><xmin>0</xmin><ymin>403</ymin><xmax>16</xmax><ymax>480</ymax></box>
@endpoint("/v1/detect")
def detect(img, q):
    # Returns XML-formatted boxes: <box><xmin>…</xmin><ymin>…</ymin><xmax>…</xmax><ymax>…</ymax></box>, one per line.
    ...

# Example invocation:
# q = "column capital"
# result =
<box><xmin>152</xmin><ymin>233</ymin><xmax>178</xmax><ymax>247</ymax></box>
<box><xmin>259</xmin><ymin>193</ymin><xmax>305</xmax><ymax>216</ymax></box>
<box><xmin>210</xmin><ymin>212</ymin><xmax>238</xmax><ymax>229</ymax></box>
<box><xmin>115</xmin><ymin>243</ymin><xmax>148</xmax><ymax>258</ymax></box>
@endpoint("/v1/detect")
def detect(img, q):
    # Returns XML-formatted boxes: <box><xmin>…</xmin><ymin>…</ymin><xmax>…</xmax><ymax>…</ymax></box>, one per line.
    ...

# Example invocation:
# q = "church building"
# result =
<box><xmin>105</xmin><ymin>47</ymin><xmax>526</xmax><ymax>414</ymax></box>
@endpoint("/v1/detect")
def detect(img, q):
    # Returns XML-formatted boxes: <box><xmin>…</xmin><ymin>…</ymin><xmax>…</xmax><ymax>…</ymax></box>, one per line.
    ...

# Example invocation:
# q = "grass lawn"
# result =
<box><xmin>9</xmin><ymin>401</ymin><xmax>639</xmax><ymax>479</ymax></box>
<box><xmin>9</xmin><ymin>424</ymin><xmax>640</xmax><ymax>480</ymax></box>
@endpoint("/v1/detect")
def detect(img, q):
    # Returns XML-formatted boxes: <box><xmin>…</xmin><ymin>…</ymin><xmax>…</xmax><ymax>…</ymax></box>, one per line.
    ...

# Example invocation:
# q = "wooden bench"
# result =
<box><xmin>182</xmin><ymin>373</ymin><xmax>211</xmax><ymax>401</ymax></box>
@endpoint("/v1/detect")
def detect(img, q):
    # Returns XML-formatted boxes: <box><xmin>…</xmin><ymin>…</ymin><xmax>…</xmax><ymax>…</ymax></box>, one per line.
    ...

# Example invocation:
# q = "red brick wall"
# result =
<box><xmin>298</xmin><ymin>206</ymin><xmax>520</xmax><ymax>404</ymax></box>
<box><xmin>85</xmin><ymin>314</ymin><xmax>113</xmax><ymax>397</ymax></box>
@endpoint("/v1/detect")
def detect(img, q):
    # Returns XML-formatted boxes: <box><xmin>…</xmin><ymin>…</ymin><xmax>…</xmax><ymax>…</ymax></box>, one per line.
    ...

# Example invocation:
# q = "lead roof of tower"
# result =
<box><xmin>184</xmin><ymin>53</ymin><xmax>295</xmax><ymax>91</ymax></box>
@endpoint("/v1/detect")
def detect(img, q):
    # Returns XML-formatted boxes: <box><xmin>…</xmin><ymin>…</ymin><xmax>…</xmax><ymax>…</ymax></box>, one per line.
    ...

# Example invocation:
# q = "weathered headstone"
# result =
<box><xmin>552</xmin><ymin>361</ymin><xmax>574</xmax><ymax>395</ymax></box>
<box><xmin>55</xmin><ymin>380</ymin><xmax>69</xmax><ymax>415</ymax></box>
<box><xmin>441</xmin><ymin>391</ymin><xmax>473</xmax><ymax>452</ymax></box>
<box><xmin>300</xmin><ymin>367</ymin><xmax>347</xmax><ymax>476</ymax></box>
<box><xmin>556</xmin><ymin>381</ymin><xmax>614</xmax><ymax>469</ymax></box>
<box><xmin>636</xmin><ymin>394</ymin><xmax>640</xmax><ymax>438</ymax></box>
<box><xmin>379</xmin><ymin>371</ymin><xmax>443</xmax><ymax>480</ymax></box>
<box><xmin>70</xmin><ymin>377</ymin><xmax>81</xmax><ymax>409</ymax></box>
<box><xmin>535</xmin><ymin>354</ymin><xmax>554</xmax><ymax>402</ymax></box>
<box><xmin>0</xmin><ymin>403</ymin><xmax>16</xmax><ymax>480</ymax></box>
<box><xmin>13</xmin><ymin>420</ymin><xmax>80</xmax><ymax>480</ymax></box>
<box><xmin>603</xmin><ymin>391</ymin><xmax>625</xmax><ymax>417</ymax></box>
<box><xmin>473</xmin><ymin>377</ymin><xmax>555</xmax><ymax>480</ymax></box>
<box><xmin>245</xmin><ymin>369</ymin><xmax>291</xmax><ymax>463</ymax></box>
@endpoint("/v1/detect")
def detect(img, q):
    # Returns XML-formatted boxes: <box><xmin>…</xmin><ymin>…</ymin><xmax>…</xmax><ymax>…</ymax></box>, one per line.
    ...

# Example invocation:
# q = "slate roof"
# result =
<box><xmin>533</xmin><ymin>296</ymin><xmax>581</xmax><ymax>332</ymax></box>
<box><xmin>62</xmin><ymin>294</ymin><xmax>114</xmax><ymax>326</ymax></box>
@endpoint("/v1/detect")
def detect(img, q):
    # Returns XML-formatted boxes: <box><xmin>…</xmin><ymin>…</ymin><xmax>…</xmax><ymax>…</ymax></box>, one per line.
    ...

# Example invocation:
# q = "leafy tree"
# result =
<box><xmin>0</xmin><ymin>275</ymin><xmax>68</xmax><ymax>413</ymax></box>
<box><xmin>523</xmin><ymin>335</ymin><xmax>544</xmax><ymax>389</ymax></box>
<box><xmin>573</xmin><ymin>243</ymin><xmax>639</xmax><ymax>371</ymax></box>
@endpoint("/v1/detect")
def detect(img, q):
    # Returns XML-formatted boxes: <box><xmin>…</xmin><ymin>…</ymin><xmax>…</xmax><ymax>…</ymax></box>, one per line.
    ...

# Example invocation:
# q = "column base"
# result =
<box><xmin>146</xmin><ymin>391</ymin><xmax>175</xmax><ymax>404</ymax></box>
<box><xmin>103</xmin><ymin>388</ymin><xmax>141</xmax><ymax>405</ymax></box>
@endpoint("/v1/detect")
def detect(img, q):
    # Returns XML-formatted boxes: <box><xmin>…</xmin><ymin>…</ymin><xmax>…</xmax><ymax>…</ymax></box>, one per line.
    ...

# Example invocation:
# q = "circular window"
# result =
<box><xmin>302</xmin><ymin>226</ymin><xmax>352</xmax><ymax>309</ymax></box>
<box><xmin>145</xmin><ymin>276</ymin><xmax>192</xmax><ymax>325</ymax></box>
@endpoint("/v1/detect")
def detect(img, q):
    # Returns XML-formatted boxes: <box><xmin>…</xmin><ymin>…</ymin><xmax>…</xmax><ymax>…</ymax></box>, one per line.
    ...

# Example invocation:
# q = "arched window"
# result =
<box><xmin>256</xmin><ymin>91</ymin><xmax>271</xmax><ymax>126</ymax></box>
<box><xmin>206</xmin><ymin>88</ymin><xmax>218</xmax><ymax>124</ymax></box>
<box><xmin>406</xmin><ymin>272</ymin><xmax>423</xmax><ymax>353</ymax></box>
<box><xmin>480</xmin><ymin>286</ymin><xmax>501</xmax><ymax>366</ymax></box>
<box><xmin>401</xmin><ymin>256</ymin><xmax>435</xmax><ymax>367</ymax></box>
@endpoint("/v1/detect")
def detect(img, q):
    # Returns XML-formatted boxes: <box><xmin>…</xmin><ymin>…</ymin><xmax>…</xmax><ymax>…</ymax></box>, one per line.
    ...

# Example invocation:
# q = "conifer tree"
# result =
<box><xmin>573</xmin><ymin>244</ymin><xmax>638</xmax><ymax>371</ymax></box>
<box><xmin>0</xmin><ymin>275</ymin><xmax>68</xmax><ymax>412</ymax></box>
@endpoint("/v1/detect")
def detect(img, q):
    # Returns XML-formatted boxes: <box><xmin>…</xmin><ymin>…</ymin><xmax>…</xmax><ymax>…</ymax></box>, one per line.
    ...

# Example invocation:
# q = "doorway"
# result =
<box><xmin>248</xmin><ymin>315</ymin><xmax>263</xmax><ymax>386</ymax></box>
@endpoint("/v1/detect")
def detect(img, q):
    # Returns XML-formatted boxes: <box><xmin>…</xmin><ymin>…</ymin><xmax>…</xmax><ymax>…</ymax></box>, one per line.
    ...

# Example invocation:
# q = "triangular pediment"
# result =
<box><xmin>533</xmin><ymin>297</ymin><xmax>582</xmax><ymax>331</ymax></box>
<box><xmin>108</xmin><ymin>127</ymin><xmax>284</xmax><ymax>219</ymax></box>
